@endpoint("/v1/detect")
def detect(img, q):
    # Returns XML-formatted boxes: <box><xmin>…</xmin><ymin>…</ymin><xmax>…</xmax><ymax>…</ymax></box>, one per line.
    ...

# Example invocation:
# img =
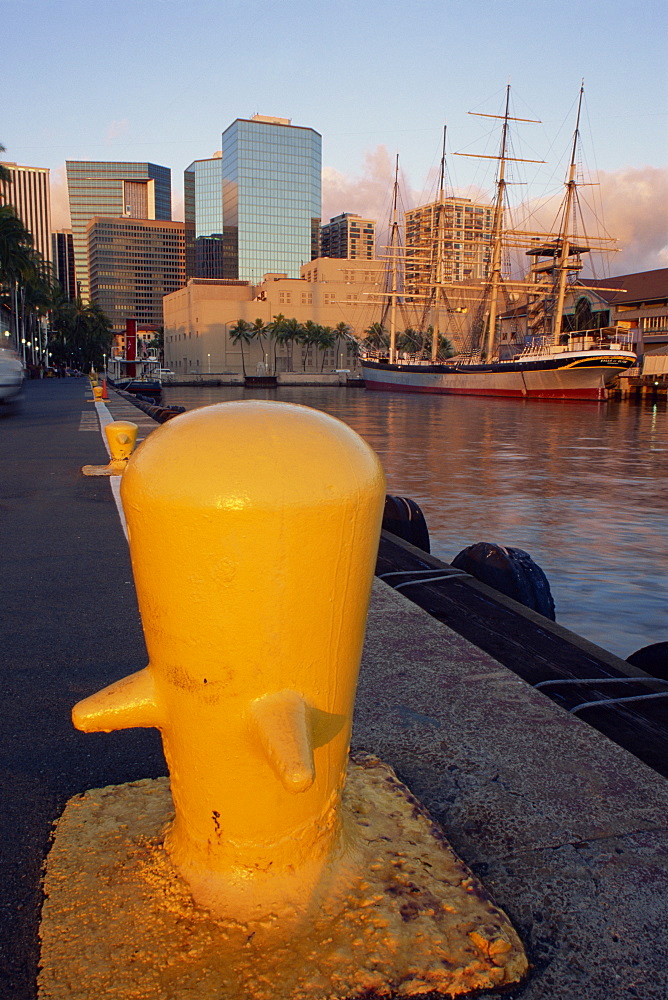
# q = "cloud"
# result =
<box><xmin>172</xmin><ymin>187</ymin><xmax>184</xmax><ymax>222</ymax></box>
<box><xmin>50</xmin><ymin>165</ymin><xmax>70</xmax><ymax>230</ymax></box>
<box><xmin>325</xmin><ymin>150</ymin><xmax>668</xmax><ymax>276</ymax></box>
<box><xmin>594</xmin><ymin>166</ymin><xmax>668</xmax><ymax>274</ymax></box>
<box><xmin>105</xmin><ymin>119</ymin><xmax>129</xmax><ymax>143</ymax></box>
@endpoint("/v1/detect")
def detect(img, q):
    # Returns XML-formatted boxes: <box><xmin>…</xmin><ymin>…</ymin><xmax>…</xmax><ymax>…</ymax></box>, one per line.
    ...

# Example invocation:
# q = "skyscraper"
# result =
<box><xmin>52</xmin><ymin>230</ymin><xmax>76</xmax><ymax>299</ymax></box>
<box><xmin>184</xmin><ymin>153</ymin><xmax>235</xmax><ymax>280</ymax></box>
<box><xmin>186</xmin><ymin>116</ymin><xmax>321</xmax><ymax>284</ymax></box>
<box><xmin>404</xmin><ymin>197</ymin><xmax>493</xmax><ymax>294</ymax></box>
<box><xmin>65</xmin><ymin>161</ymin><xmax>171</xmax><ymax>300</ymax></box>
<box><xmin>87</xmin><ymin>217</ymin><xmax>185</xmax><ymax>335</ymax></box>
<box><xmin>0</xmin><ymin>161</ymin><xmax>52</xmax><ymax>265</ymax></box>
<box><xmin>321</xmin><ymin>214</ymin><xmax>376</xmax><ymax>260</ymax></box>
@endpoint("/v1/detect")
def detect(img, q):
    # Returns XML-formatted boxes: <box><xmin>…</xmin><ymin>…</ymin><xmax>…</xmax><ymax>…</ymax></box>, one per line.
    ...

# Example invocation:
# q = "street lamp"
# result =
<box><xmin>207</xmin><ymin>353</ymin><xmax>211</xmax><ymax>374</ymax></box>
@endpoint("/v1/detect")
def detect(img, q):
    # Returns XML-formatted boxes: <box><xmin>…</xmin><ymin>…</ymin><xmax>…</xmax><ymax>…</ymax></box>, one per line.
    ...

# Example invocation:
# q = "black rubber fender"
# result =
<box><xmin>382</xmin><ymin>495</ymin><xmax>430</xmax><ymax>553</ymax></box>
<box><xmin>452</xmin><ymin>541</ymin><xmax>556</xmax><ymax>620</ymax></box>
<box><xmin>626</xmin><ymin>642</ymin><xmax>668</xmax><ymax>682</ymax></box>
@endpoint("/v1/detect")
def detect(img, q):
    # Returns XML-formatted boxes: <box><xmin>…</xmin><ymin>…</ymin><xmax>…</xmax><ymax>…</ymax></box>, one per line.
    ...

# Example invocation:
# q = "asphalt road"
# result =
<box><xmin>0</xmin><ymin>379</ymin><xmax>167</xmax><ymax>999</ymax></box>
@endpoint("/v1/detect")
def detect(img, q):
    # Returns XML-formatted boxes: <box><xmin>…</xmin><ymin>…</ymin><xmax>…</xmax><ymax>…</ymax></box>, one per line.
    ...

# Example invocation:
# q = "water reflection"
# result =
<box><xmin>162</xmin><ymin>386</ymin><xmax>668</xmax><ymax>658</ymax></box>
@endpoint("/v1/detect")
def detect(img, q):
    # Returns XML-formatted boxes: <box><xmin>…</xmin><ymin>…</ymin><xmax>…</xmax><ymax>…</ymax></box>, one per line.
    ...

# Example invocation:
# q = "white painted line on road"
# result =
<box><xmin>93</xmin><ymin>400</ymin><xmax>129</xmax><ymax>540</ymax></box>
<box><xmin>78</xmin><ymin>413</ymin><xmax>98</xmax><ymax>431</ymax></box>
<box><xmin>110</xmin><ymin>477</ymin><xmax>129</xmax><ymax>541</ymax></box>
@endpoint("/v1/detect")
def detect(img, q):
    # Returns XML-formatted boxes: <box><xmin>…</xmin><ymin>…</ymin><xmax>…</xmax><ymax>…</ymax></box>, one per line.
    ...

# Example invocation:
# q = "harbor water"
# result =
<box><xmin>162</xmin><ymin>384</ymin><xmax>668</xmax><ymax>660</ymax></box>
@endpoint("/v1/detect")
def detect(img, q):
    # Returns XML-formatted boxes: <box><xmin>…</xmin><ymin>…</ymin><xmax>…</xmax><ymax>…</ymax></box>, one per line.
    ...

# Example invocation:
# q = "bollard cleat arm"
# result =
<box><xmin>250</xmin><ymin>690</ymin><xmax>318</xmax><ymax>793</ymax></box>
<box><xmin>72</xmin><ymin>667</ymin><xmax>161</xmax><ymax>733</ymax></box>
<box><xmin>250</xmin><ymin>690</ymin><xmax>348</xmax><ymax>794</ymax></box>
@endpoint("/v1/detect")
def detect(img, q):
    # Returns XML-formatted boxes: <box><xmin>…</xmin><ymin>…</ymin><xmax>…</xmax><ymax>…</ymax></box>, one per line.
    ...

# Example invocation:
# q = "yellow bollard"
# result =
<box><xmin>92</xmin><ymin>384</ymin><xmax>104</xmax><ymax>401</ymax></box>
<box><xmin>81</xmin><ymin>419</ymin><xmax>138</xmax><ymax>476</ymax></box>
<box><xmin>73</xmin><ymin>401</ymin><xmax>386</xmax><ymax>925</ymax></box>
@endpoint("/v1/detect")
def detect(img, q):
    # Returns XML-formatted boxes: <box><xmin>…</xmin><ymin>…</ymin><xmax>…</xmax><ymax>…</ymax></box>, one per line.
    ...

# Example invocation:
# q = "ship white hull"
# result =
<box><xmin>361</xmin><ymin>351</ymin><xmax>637</xmax><ymax>402</ymax></box>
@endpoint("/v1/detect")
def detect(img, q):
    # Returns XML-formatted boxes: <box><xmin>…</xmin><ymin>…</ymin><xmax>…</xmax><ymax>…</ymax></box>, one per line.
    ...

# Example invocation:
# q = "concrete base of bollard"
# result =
<box><xmin>38</xmin><ymin>754</ymin><xmax>527</xmax><ymax>999</ymax></box>
<box><xmin>81</xmin><ymin>462</ymin><xmax>127</xmax><ymax>476</ymax></box>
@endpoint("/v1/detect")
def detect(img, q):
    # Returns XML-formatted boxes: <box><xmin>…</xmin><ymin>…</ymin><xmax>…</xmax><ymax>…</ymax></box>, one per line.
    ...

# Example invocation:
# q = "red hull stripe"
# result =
<box><xmin>363</xmin><ymin>380</ymin><xmax>607</xmax><ymax>401</ymax></box>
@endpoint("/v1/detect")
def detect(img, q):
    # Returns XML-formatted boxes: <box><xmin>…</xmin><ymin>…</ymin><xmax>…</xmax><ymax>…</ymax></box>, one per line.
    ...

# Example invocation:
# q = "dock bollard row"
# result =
<box><xmin>81</xmin><ymin>420</ymin><xmax>138</xmax><ymax>477</ymax></box>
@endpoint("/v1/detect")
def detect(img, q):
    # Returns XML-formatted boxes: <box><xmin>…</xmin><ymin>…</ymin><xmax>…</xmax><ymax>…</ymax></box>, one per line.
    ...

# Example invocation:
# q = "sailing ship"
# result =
<box><xmin>360</xmin><ymin>86</ymin><xmax>637</xmax><ymax>401</ymax></box>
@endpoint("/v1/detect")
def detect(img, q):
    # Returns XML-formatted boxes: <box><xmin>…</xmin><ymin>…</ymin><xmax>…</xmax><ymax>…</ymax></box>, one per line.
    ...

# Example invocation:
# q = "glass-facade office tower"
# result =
<box><xmin>184</xmin><ymin>155</ymin><xmax>236</xmax><ymax>280</ymax></box>
<box><xmin>66</xmin><ymin>161</ymin><xmax>171</xmax><ymax>301</ymax></box>
<box><xmin>185</xmin><ymin>116</ymin><xmax>321</xmax><ymax>284</ymax></box>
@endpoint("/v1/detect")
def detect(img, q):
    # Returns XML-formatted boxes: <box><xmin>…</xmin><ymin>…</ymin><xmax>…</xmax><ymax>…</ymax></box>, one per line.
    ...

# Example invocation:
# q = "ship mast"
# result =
<box><xmin>388</xmin><ymin>155</ymin><xmax>400</xmax><ymax>365</ymax></box>
<box><xmin>484</xmin><ymin>85</ymin><xmax>512</xmax><ymax>360</ymax></box>
<box><xmin>430</xmin><ymin>126</ymin><xmax>447</xmax><ymax>362</ymax></box>
<box><xmin>551</xmin><ymin>82</ymin><xmax>584</xmax><ymax>342</ymax></box>
<box><xmin>459</xmin><ymin>88</ymin><xmax>542</xmax><ymax>359</ymax></box>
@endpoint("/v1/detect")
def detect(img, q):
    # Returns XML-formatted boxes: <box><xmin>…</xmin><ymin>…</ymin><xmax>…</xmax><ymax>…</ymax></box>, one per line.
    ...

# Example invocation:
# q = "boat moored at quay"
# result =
<box><xmin>361</xmin><ymin>342</ymin><xmax>636</xmax><ymax>400</ymax></box>
<box><xmin>106</xmin><ymin>318</ymin><xmax>162</xmax><ymax>396</ymax></box>
<box><xmin>360</xmin><ymin>85</ymin><xmax>637</xmax><ymax>401</ymax></box>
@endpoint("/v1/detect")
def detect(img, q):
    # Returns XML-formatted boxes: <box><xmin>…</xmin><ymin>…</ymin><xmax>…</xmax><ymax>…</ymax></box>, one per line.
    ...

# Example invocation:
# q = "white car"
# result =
<box><xmin>0</xmin><ymin>347</ymin><xmax>25</xmax><ymax>406</ymax></box>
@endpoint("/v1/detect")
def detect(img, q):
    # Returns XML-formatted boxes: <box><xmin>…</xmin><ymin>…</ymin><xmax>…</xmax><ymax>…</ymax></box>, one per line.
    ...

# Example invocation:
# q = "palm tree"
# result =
<box><xmin>0</xmin><ymin>206</ymin><xmax>47</xmax><ymax>356</ymax></box>
<box><xmin>277</xmin><ymin>318</ymin><xmax>303</xmax><ymax>371</ymax></box>
<box><xmin>330</xmin><ymin>321</ymin><xmax>352</xmax><ymax>369</ymax></box>
<box><xmin>318</xmin><ymin>325</ymin><xmax>336</xmax><ymax>371</ymax></box>
<box><xmin>300</xmin><ymin>320</ymin><xmax>321</xmax><ymax>371</ymax></box>
<box><xmin>0</xmin><ymin>205</ymin><xmax>34</xmax><ymax>285</ymax></box>
<box><xmin>267</xmin><ymin>313</ymin><xmax>287</xmax><ymax>372</ymax></box>
<box><xmin>250</xmin><ymin>317</ymin><xmax>268</xmax><ymax>369</ymax></box>
<box><xmin>50</xmin><ymin>295</ymin><xmax>113</xmax><ymax>370</ymax></box>
<box><xmin>421</xmin><ymin>326</ymin><xmax>455</xmax><ymax>360</ymax></box>
<box><xmin>397</xmin><ymin>327</ymin><xmax>423</xmax><ymax>354</ymax></box>
<box><xmin>229</xmin><ymin>318</ymin><xmax>253</xmax><ymax>377</ymax></box>
<box><xmin>437</xmin><ymin>333</ymin><xmax>456</xmax><ymax>359</ymax></box>
<box><xmin>364</xmin><ymin>322</ymin><xmax>388</xmax><ymax>349</ymax></box>
<box><xmin>0</xmin><ymin>143</ymin><xmax>11</xmax><ymax>185</ymax></box>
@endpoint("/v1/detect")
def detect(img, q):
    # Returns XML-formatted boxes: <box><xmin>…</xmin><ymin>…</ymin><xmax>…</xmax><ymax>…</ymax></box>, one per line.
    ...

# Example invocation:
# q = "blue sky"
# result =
<box><xmin>3</xmin><ymin>0</ymin><xmax>667</xmax><ymax>269</ymax></box>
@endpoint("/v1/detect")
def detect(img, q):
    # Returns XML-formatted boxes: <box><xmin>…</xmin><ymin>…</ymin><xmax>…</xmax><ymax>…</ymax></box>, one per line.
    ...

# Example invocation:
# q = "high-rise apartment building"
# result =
<box><xmin>404</xmin><ymin>197</ymin><xmax>493</xmax><ymax>294</ymax></box>
<box><xmin>320</xmin><ymin>214</ymin><xmax>375</xmax><ymax>260</ymax></box>
<box><xmin>66</xmin><ymin>161</ymin><xmax>171</xmax><ymax>300</ymax></box>
<box><xmin>52</xmin><ymin>229</ymin><xmax>76</xmax><ymax>299</ymax></box>
<box><xmin>0</xmin><ymin>161</ymin><xmax>52</xmax><ymax>265</ymax></box>
<box><xmin>87</xmin><ymin>217</ymin><xmax>185</xmax><ymax>334</ymax></box>
<box><xmin>186</xmin><ymin>116</ymin><xmax>321</xmax><ymax>284</ymax></box>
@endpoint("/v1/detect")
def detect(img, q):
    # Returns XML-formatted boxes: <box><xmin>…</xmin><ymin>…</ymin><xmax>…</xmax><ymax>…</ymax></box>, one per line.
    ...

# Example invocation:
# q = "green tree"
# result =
<box><xmin>0</xmin><ymin>205</ymin><xmax>35</xmax><ymax>287</ymax></box>
<box><xmin>318</xmin><ymin>325</ymin><xmax>336</xmax><ymax>371</ymax></box>
<box><xmin>50</xmin><ymin>296</ymin><xmax>113</xmax><ymax>370</ymax></box>
<box><xmin>364</xmin><ymin>322</ymin><xmax>388</xmax><ymax>349</ymax></box>
<box><xmin>229</xmin><ymin>318</ymin><xmax>254</xmax><ymax>376</ymax></box>
<box><xmin>267</xmin><ymin>313</ymin><xmax>287</xmax><ymax>372</ymax></box>
<box><xmin>300</xmin><ymin>320</ymin><xmax>321</xmax><ymax>371</ymax></box>
<box><xmin>1</xmin><ymin>205</ymin><xmax>57</xmax><ymax>361</ymax></box>
<box><xmin>397</xmin><ymin>327</ymin><xmax>423</xmax><ymax>353</ymax></box>
<box><xmin>0</xmin><ymin>143</ymin><xmax>12</xmax><ymax>185</ymax></box>
<box><xmin>270</xmin><ymin>316</ymin><xmax>302</xmax><ymax>372</ymax></box>
<box><xmin>250</xmin><ymin>317</ymin><xmax>268</xmax><ymax>368</ymax></box>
